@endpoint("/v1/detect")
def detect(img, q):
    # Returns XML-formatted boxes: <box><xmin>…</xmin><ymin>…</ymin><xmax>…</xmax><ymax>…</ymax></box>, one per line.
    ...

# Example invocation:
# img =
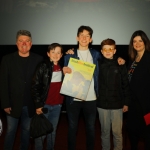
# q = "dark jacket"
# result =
<box><xmin>128</xmin><ymin>51</ymin><xmax>150</xmax><ymax>116</ymax></box>
<box><xmin>64</xmin><ymin>48</ymin><xmax>101</xmax><ymax>103</ymax></box>
<box><xmin>127</xmin><ymin>51</ymin><xmax>150</xmax><ymax>137</ymax></box>
<box><xmin>0</xmin><ymin>51</ymin><xmax>43</xmax><ymax>118</ymax></box>
<box><xmin>97</xmin><ymin>57</ymin><xmax>130</xmax><ymax>109</ymax></box>
<box><xmin>32</xmin><ymin>60</ymin><xmax>63</xmax><ymax>109</ymax></box>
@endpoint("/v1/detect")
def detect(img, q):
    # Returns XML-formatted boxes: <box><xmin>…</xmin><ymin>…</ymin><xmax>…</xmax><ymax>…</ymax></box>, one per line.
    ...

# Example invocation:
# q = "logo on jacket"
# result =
<box><xmin>114</xmin><ymin>69</ymin><xmax>118</xmax><ymax>73</ymax></box>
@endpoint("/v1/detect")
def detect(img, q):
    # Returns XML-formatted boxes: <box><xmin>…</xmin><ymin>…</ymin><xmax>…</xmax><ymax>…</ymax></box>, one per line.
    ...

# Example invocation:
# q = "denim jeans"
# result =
<box><xmin>4</xmin><ymin>106</ymin><xmax>31</xmax><ymax>150</ymax></box>
<box><xmin>97</xmin><ymin>108</ymin><xmax>123</xmax><ymax>150</ymax></box>
<box><xmin>35</xmin><ymin>104</ymin><xmax>62</xmax><ymax>150</ymax></box>
<box><xmin>66</xmin><ymin>100</ymin><xmax>97</xmax><ymax>150</ymax></box>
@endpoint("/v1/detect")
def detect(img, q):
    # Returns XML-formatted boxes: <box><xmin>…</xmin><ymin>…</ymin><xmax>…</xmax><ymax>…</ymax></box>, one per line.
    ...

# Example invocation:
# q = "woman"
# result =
<box><xmin>127</xmin><ymin>30</ymin><xmax>150</xmax><ymax>150</ymax></box>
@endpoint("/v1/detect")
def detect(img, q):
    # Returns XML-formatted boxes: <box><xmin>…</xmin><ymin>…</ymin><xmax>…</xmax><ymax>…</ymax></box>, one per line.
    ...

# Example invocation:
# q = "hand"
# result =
<box><xmin>36</xmin><ymin>107</ymin><xmax>43</xmax><ymax>115</ymax></box>
<box><xmin>65</xmin><ymin>48</ymin><xmax>74</xmax><ymax>54</ymax></box>
<box><xmin>122</xmin><ymin>105</ymin><xmax>128</xmax><ymax>112</ymax></box>
<box><xmin>63</xmin><ymin>67</ymin><xmax>72</xmax><ymax>75</ymax></box>
<box><xmin>117</xmin><ymin>57</ymin><xmax>125</xmax><ymax>65</ymax></box>
<box><xmin>4</xmin><ymin>107</ymin><xmax>11</xmax><ymax>114</ymax></box>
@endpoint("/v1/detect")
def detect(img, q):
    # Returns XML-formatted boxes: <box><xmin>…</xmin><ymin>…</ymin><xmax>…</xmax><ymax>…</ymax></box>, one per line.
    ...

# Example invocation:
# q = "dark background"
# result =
<box><xmin>0</xmin><ymin>44</ymin><xmax>129</xmax><ymax>62</ymax></box>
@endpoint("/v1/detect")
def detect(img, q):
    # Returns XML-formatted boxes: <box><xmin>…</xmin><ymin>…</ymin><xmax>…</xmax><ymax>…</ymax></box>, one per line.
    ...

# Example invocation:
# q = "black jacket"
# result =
<box><xmin>97</xmin><ymin>57</ymin><xmax>130</xmax><ymax>109</ymax></box>
<box><xmin>127</xmin><ymin>51</ymin><xmax>150</xmax><ymax>137</ymax></box>
<box><xmin>32</xmin><ymin>60</ymin><xmax>63</xmax><ymax>109</ymax></box>
<box><xmin>128</xmin><ymin>51</ymin><xmax>150</xmax><ymax>116</ymax></box>
<box><xmin>0</xmin><ymin>52</ymin><xmax>43</xmax><ymax>118</ymax></box>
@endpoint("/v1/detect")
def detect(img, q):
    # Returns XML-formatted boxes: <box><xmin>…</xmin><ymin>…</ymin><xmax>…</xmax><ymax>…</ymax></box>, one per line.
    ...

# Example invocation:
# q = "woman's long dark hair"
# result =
<box><xmin>128</xmin><ymin>30</ymin><xmax>150</xmax><ymax>61</ymax></box>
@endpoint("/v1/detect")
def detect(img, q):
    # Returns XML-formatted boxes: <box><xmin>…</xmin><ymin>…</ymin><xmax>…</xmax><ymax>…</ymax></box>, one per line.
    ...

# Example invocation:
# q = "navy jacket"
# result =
<box><xmin>64</xmin><ymin>48</ymin><xmax>101</xmax><ymax>103</ymax></box>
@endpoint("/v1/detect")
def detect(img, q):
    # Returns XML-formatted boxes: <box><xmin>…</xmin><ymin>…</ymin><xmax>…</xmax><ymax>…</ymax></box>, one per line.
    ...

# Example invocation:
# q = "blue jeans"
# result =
<box><xmin>97</xmin><ymin>108</ymin><xmax>123</xmax><ymax>150</ymax></box>
<box><xmin>66</xmin><ymin>101</ymin><xmax>97</xmax><ymax>150</ymax></box>
<box><xmin>4</xmin><ymin>106</ymin><xmax>31</xmax><ymax>150</ymax></box>
<box><xmin>35</xmin><ymin>104</ymin><xmax>62</xmax><ymax>150</ymax></box>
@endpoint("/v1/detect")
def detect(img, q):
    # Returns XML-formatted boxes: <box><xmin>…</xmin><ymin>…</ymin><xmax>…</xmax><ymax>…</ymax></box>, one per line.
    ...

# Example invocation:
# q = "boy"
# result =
<box><xmin>97</xmin><ymin>38</ymin><xmax>130</xmax><ymax>150</ymax></box>
<box><xmin>32</xmin><ymin>43</ymin><xmax>64</xmax><ymax>150</ymax></box>
<box><xmin>64</xmin><ymin>25</ymin><xmax>101</xmax><ymax>150</ymax></box>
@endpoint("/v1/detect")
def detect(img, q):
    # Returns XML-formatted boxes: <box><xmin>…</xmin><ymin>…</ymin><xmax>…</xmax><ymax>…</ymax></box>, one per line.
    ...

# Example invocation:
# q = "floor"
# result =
<box><xmin>0</xmin><ymin>111</ymin><xmax>145</xmax><ymax>150</ymax></box>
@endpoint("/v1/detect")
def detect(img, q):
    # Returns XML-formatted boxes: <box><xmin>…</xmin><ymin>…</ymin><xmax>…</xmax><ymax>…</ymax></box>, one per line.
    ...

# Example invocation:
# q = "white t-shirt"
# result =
<box><xmin>74</xmin><ymin>49</ymin><xmax>96</xmax><ymax>101</ymax></box>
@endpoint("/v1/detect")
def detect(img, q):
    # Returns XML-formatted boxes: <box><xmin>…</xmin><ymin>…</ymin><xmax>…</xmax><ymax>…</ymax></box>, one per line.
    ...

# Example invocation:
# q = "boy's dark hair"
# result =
<box><xmin>77</xmin><ymin>26</ymin><xmax>93</xmax><ymax>38</ymax></box>
<box><xmin>16</xmin><ymin>30</ymin><xmax>32</xmax><ymax>40</ymax></box>
<box><xmin>47</xmin><ymin>43</ymin><xmax>63</xmax><ymax>53</ymax></box>
<box><xmin>101</xmin><ymin>38</ymin><xmax>116</xmax><ymax>49</ymax></box>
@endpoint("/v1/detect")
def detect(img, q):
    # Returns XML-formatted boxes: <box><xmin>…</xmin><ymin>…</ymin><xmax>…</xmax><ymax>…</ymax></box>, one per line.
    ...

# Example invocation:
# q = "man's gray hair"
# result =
<box><xmin>16</xmin><ymin>30</ymin><xmax>32</xmax><ymax>40</ymax></box>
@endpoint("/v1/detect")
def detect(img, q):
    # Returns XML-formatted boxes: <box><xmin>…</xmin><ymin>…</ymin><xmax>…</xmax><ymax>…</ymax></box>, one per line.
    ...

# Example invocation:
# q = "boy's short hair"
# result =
<box><xmin>16</xmin><ymin>30</ymin><xmax>32</xmax><ymax>40</ymax></box>
<box><xmin>47</xmin><ymin>43</ymin><xmax>63</xmax><ymax>53</ymax></box>
<box><xmin>101</xmin><ymin>38</ymin><xmax>116</xmax><ymax>49</ymax></box>
<box><xmin>77</xmin><ymin>25</ymin><xmax>93</xmax><ymax>38</ymax></box>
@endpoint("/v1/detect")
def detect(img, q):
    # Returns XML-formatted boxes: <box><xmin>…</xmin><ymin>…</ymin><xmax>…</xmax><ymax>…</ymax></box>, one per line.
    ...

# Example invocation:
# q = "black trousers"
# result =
<box><xmin>66</xmin><ymin>100</ymin><xmax>97</xmax><ymax>150</ymax></box>
<box><xmin>128</xmin><ymin>129</ymin><xmax>150</xmax><ymax>150</ymax></box>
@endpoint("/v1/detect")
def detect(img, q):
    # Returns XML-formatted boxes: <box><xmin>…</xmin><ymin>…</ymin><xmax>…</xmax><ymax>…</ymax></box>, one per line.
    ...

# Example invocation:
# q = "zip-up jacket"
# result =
<box><xmin>97</xmin><ymin>57</ymin><xmax>130</xmax><ymax>109</ymax></box>
<box><xmin>31</xmin><ymin>60</ymin><xmax>63</xmax><ymax>109</ymax></box>
<box><xmin>64</xmin><ymin>48</ymin><xmax>101</xmax><ymax>103</ymax></box>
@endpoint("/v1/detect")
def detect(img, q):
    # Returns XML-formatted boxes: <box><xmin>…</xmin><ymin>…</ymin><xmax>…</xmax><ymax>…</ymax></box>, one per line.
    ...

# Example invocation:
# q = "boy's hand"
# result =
<box><xmin>63</xmin><ymin>67</ymin><xmax>72</xmax><ymax>75</ymax></box>
<box><xmin>36</xmin><ymin>107</ymin><xmax>43</xmax><ymax>115</ymax></box>
<box><xmin>66</xmin><ymin>48</ymin><xmax>74</xmax><ymax>54</ymax></box>
<box><xmin>122</xmin><ymin>105</ymin><xmax>128</xmax><ymax>112</ymax></box>
<box><xmin>117</xmin><ymin>57</ymin><xmax>125</xmax><ymax>65</ymax></box>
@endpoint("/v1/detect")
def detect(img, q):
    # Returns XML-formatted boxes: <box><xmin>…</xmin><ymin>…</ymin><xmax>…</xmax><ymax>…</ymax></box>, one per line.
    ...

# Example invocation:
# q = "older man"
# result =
<box><xmin>0</xmin><ymin>30</ymin><xmax>43</xmax><ymax>150</ymax></box>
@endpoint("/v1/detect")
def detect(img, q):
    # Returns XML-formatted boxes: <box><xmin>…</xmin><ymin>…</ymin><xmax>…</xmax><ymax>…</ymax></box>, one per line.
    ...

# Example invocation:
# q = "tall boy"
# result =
<box><xmin>64</xmin><ymin>25</ymin><xmax>101</xmax><ymax>150</ymax></box>
<box><xmin>32</xmin><ymin>43</ymin><xmax>64</xmax><ymax>150</ymax></box>
<box><xmin>97</xmin><ymin>38</ymin><xmax>130</xmax><ymax>150</ymax></box>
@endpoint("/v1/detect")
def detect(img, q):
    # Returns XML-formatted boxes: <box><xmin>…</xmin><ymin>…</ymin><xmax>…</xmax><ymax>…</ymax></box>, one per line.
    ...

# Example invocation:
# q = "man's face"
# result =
<box><xmin>76</xmin><ymin>30</ymin><xmax>92</xmax><ymax>49</ymax></box>
<box><xmin>16</xmin><ymin>35</ymin><xmax>32</xmax><ymax>57</ymax></box>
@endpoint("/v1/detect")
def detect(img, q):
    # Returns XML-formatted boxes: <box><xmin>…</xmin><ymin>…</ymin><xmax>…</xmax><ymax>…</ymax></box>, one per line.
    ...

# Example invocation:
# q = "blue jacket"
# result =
<box><xmin>64</xmin><ymin>48</ymin><xmax>101</xmax><ymax>103</ymax></box>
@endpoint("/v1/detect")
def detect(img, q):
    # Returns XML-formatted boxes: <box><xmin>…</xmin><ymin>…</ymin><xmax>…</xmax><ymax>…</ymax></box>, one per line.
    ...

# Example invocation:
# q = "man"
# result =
<box><xmin>0</xmin><ymin>30</ymin><xmax>43</xmax><ymax>150</ymax></box>
<box><xmin>63</xmin><ymin>25</ymin><xmax>101</xmax><ymax>150</ymax></box>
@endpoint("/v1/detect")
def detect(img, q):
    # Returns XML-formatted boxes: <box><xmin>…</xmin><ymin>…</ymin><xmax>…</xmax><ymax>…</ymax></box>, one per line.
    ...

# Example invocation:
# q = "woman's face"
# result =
<box><xmin>133</xmin><ymin>36</ymin><xmax>145</xmax><ymax>52</ymax></box>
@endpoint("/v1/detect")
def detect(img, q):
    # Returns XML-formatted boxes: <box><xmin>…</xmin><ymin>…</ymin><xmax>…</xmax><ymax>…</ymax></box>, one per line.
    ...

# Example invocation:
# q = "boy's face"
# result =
<box><xmin>101</xmin><ymin>45</ymin><xmax>116</xmax><ymax>59</ymax></box>
<box><xmin>47</xmin><ymin>47</ymin><xmax>63</xmax><ymax>64</ymax></box>
<box><xmin>76</xmin><ymin>30</ymin><xmax>92</xmax><ymax>49</ymax></box>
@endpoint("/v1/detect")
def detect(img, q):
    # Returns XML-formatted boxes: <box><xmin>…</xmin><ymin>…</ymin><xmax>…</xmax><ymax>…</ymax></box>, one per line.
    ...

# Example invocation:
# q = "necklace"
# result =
<box><xmin>135</xmin><ymin>55</ymin><xmax>141</xmax><ymax>62</ymax></box>
<box><xmin>78</xmin><ymin>50</ymin><xmax>89</xmax><ymax>62</ymax></box>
